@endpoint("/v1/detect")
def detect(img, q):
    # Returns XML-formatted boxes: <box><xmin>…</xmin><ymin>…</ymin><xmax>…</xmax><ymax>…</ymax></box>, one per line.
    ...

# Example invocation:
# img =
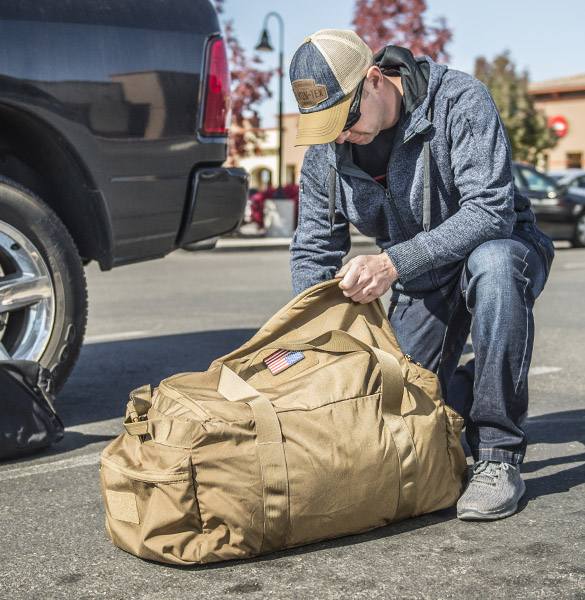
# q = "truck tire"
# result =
<box><xmin>0</xmin><ymin>176</ymin><xmax>87</xmax><ymax>393</ymax></box>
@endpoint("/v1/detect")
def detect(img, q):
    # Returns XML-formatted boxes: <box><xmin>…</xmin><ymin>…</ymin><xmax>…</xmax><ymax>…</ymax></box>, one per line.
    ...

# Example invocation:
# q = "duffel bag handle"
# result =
<box><xmin>242</xmin><ymin>329</ymin><xmax>376</xmax><ymax>370</ymax></box>
<box><xmin>224</xmin><ymin>329</ymin><xmax>405</xmax><ymax>414</ymax></box>
<box><xmin>122</xmin><ymin>386</ymin><xmax>194</xmax><ymax>449</ymax></box>
<box><xmin>123</xmin><ymin>384</ymin><xmax>152</xmax><ymax>438</ymax></box>
<box><xmin>125</xmin><ymin>384</ymin><xmax>152</xmax><ymax>421</ymax></box>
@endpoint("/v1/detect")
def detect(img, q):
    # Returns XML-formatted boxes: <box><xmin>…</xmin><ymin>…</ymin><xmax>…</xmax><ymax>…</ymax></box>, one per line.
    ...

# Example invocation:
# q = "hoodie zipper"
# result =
<box><xmin>337</xmin><ymin>144</ymin><xmax>412</xmax><ymax>241</ymax></box>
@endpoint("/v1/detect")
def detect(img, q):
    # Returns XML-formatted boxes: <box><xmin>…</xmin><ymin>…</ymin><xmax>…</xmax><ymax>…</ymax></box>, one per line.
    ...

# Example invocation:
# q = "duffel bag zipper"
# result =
<box><xmin>404</xmin><ymin>353</ymin><xmax>423</xmax><ymax>367</ymax></box>
<box><xmin>157</xmin><ymin>381</ymin><xmax>212</xmax><ymax>421</ymax></box>
<box><xmin>100</xmin><ymin>454</ymin><xmax>192</xmax><ymax>483</ymax></box>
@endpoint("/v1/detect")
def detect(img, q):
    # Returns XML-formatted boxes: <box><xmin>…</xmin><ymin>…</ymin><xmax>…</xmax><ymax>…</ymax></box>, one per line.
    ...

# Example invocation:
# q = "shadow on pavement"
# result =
<box><xmin>524</xmin><ymin>461</ymin><xmax>585</xmax><ymax>501</ymax></box>
<box><xmin>154</xmin><ymin>508</ymin><xmax>458</xmax><ymax>572</ymax></box>
<box><xmin>522</xmin><ymin>409</ymin><xmax>585</xmax><ymax>499</ymax></box>
<box><xmin>57</xmin><ymin>328</ymin><xmax>257</xmax><ymax>428</ymax></box>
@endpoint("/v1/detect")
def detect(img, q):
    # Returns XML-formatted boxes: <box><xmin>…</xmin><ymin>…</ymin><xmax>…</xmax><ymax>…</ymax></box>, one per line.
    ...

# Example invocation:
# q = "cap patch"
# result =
<box><xmin>292</xmin><ymin>79</ymin><xmax>329</xmax><ymax>109</ymax></box>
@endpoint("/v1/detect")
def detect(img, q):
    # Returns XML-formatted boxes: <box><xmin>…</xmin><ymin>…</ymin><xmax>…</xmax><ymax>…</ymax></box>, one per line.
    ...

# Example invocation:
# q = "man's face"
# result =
<box><xmin>334</xmin><ymin>84</ymin><xmax>382</xmax><ymax>145</ymax></box>
<box><xmin>334</xmin><ymin>68</ymin><xmax>402</xmax><ymax>145</ymax></box>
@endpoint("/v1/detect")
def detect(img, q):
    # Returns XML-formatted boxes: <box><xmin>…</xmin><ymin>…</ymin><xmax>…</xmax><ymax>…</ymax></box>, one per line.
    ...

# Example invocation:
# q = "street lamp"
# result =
<box><xmin>255</xmin><ymin>12</ymin><xmax>285</xmax><ymax>197</ymax></box>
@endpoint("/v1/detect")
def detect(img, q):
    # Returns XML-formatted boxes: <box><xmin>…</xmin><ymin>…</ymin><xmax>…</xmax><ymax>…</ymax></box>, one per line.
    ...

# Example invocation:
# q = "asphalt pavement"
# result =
<box><xmin>0</xmin><ymin>239</ymin><xmax>584</xmax><ymax>599</ymax></box>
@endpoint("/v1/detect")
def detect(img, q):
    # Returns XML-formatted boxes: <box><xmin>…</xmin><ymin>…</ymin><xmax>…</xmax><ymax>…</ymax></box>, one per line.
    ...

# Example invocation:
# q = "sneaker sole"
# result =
<box><xmin>457</xmin><ymin>501</ymin><xmax>519</xmax><ymax>521</ymax></box>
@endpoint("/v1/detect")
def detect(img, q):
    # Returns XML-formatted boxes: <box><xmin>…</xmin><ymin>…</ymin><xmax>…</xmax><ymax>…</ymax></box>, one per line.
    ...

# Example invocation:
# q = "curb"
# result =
<box><xmin>213</xmin><ymin>234</ymin><xmax>375</xmax><ymax>252</ymax></box>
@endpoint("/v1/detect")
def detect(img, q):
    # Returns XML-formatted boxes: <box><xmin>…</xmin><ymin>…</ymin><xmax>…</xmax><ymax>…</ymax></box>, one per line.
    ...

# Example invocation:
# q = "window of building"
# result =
<box><xmin>566</xmin><ymin>152</ymin><xmax>583</xmax><ymax>169</ymax></box>
<box><xmin>286</xmin><ymin>164</ymin><xmax>297</xmax><ymax>185</ymax></box>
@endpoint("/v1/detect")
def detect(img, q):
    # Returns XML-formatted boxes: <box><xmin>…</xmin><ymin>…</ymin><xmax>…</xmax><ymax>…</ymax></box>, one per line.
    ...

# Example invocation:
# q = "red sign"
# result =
<box><xmin>548</xmin><ymin>115</ymin><xmax>569</xmax><ymax>138</ymax></box>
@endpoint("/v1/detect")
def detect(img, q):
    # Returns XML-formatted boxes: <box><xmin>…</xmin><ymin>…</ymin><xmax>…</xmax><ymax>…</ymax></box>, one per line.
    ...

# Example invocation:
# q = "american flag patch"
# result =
<box><xmin>263</xmin><ymin>349</ymin><xmax>305</xmax><ymax>375</ymax></box>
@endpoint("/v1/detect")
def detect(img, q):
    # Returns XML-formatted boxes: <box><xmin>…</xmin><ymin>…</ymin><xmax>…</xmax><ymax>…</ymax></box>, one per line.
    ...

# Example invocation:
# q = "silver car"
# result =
<box><xmin>548</xmin><ymin>169</ymin><xmax>585</xmax><ymax>199</ymax></box>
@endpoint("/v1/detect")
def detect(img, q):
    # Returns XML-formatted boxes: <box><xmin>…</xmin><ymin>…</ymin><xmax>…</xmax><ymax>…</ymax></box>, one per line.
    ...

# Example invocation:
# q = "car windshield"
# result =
<box><xmin>519</xmin><ymin>167</ymin><xmax>558</xmax><ymax>193</ymax></box>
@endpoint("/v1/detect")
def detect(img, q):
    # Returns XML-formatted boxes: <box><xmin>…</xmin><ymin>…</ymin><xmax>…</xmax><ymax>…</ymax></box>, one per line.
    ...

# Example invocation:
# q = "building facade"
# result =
<box><xmin>232</xmin><ymin>113</ymin><xmax>306</xmax><ymax>190</ymax></box>
<box><xmin>528</xmin><ymin>73</ymin><xmax>585</xmax><ymax>171</ymax></box>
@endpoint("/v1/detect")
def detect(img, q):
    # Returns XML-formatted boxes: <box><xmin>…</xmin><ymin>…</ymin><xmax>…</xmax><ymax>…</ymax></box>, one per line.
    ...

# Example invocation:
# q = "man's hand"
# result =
<box><xmin>335</xmin><ymin>252</ymin><xmax>399</xmax><ymax>303</ymax></box>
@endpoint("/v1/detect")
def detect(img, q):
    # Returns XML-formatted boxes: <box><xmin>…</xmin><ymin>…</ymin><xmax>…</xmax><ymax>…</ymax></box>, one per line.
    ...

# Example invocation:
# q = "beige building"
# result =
<box><xmin>232</xmin><ymin>113</ymin><xmax>306</xmax><ymax>190</ymax></box>
<box><xmin>528</xmin><ymin>73</ymin><xmax>585</xmax><ymax>171</ymax></box>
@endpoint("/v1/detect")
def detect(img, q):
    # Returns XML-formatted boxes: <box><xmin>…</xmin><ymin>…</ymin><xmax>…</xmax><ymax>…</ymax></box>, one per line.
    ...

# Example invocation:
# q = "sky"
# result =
<box><xmin>223</xmin><ymin>0</ymin><xmax>585</xmax><ymax>128</ymax></box>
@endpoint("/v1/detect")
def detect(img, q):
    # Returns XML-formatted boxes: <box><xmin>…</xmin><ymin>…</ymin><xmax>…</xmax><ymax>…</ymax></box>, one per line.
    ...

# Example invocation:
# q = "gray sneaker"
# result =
<box><xmin>457</xmin><ymin>460</ymin><xmax>526</xmax><ymax>521</ymax></box>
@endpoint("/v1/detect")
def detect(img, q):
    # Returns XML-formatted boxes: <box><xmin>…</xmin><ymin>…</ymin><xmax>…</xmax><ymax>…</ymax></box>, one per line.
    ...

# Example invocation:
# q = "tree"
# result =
<box><xmin>474</xmin><ymin>51</ymin><xmax>557</xmax><ymax>164</ymax></box>
<box><xmin>352</xmin><ymin>0</ymin><xmax>452</xmax><ymax>60</ymax></box>
<box><xmin>214</xmin><ymin>0</ymin><xmax>274</xmax><ymax>162</ymax></box>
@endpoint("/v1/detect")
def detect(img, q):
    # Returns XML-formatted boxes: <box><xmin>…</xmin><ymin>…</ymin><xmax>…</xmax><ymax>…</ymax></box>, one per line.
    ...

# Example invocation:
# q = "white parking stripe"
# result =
<box><xmin>85</xmin><ymin>330</ymin><xmax>151</xmax><ymax>344</ymax></box>
<box><xmin>0</xmin><ymin>453</ymin><xmax>100</xmax><ymax>482</ymax></box>
<box><xmin>529</xmin><ymin>366</ymin><xmax>562</xmax><ymax>376</ymax></box>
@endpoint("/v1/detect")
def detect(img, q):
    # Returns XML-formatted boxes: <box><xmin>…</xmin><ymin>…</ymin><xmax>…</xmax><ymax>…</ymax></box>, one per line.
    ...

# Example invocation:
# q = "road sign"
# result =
<box><xmin>548</xmin><ymin>115</ymin><xmax>569</xmax><ymax>137</ymax></box>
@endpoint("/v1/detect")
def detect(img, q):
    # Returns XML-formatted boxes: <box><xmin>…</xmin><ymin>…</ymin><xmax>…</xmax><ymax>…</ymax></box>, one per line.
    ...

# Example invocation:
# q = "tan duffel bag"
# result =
<box><xmin>99</xmin><ymin>278</ymin><xmax>467</xmax><ymax>565</ymax></box>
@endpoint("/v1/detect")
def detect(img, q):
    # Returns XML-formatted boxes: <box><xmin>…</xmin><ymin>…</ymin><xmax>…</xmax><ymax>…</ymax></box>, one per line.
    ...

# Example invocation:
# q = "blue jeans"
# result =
<box><xmin>387</xmin><ymin>222</ymin><xmax>555</xmax><ymax>464</ymax></box>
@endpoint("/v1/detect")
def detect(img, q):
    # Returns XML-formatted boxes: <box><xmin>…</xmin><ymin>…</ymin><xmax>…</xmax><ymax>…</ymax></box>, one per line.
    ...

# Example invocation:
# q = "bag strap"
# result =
<box><xmin>217</xmin><ymin>364</ymin><xmax>290</xmax><ymax>553</ymax></box>
<box><xmin>123</xmin><ymin>385</ymin><xmax>193</xmax><ymax>449</ymax></box>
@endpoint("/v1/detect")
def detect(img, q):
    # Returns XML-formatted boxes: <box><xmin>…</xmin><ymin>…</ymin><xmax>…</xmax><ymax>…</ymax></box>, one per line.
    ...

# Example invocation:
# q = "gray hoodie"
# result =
<box><xmin>289</xmin><ymin>54</ymin><xmax>534</xmax><ymax>296</ymax></box>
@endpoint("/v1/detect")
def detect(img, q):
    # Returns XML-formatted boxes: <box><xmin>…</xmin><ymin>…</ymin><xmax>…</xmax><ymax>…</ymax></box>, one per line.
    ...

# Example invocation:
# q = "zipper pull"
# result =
<box><xmin>403</xmin><ymin>353</ymin><xmax>423</xmax><ymax>367</ymax></box>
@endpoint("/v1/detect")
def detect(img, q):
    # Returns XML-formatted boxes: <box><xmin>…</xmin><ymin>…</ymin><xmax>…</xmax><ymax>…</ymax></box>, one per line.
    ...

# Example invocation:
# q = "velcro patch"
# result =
<box><xmin>106</xmin><ymin>490</ymin><xmax>139</xmax><ymax>524</ymax></box>
<box><xmin>264</xmin><ymin>349</ymin><xmax>305</xmax><ymax>375</ymax></box>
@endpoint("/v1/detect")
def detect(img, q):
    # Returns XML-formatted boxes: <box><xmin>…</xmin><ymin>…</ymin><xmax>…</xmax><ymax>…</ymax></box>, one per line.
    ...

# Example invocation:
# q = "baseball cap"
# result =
<box><xmin>289</xmin><ymin>29</ymin><xmax>374</xmax><ymax>146</ymax></box>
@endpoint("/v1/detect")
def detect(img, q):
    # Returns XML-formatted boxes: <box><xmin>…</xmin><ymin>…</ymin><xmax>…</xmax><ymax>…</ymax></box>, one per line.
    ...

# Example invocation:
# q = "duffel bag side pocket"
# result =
<box><xmin>99</xmin><ymin>419</ymin><xmax>203</xmax><ymax>566</ymax></box>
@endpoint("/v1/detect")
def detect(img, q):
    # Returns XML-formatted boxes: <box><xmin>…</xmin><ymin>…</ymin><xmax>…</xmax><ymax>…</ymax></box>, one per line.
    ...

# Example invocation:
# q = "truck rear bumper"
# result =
<box><xmin>176</xmin><ymin>167</ymin><xmax>248</xmax><ymax>247</ymax></box>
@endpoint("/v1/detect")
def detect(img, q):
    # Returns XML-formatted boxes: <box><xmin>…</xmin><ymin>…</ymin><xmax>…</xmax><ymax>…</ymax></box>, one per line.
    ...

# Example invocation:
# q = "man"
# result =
<box><xmin>288</xmin><ymin>29</ymin><xmax>555</xmax><ymax>520</ymax></box>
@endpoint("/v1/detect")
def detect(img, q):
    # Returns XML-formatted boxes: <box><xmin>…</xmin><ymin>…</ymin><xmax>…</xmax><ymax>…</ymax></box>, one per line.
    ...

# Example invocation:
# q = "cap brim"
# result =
<box><xmin>294</xmin><ymin>90</ymin><xmax>354</xmax><ymax>146</ymax></box>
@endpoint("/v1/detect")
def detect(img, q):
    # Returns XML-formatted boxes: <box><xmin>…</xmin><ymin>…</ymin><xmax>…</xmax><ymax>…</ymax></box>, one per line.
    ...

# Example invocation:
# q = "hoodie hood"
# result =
<box><xmin>402</xmin><ymin>54</ymin><xmax>448</xmax><ymax>143</ymax></box>
<box><xmin>374</xmin><ymin>44</ymin><xmax>431</xmax><ymax>114</ymax></box>
<box><xmin>325</xmin><ymin>53</ymin><xmax>448</xmax><ymax>166</ymax></box>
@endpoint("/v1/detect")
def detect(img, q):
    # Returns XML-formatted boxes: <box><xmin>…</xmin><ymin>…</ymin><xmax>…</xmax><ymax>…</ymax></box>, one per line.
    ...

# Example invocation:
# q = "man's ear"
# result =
<box><xmin>365</xmin><ymin>65</ymin><xmax>383</xmax><ymax>91</ymax></box>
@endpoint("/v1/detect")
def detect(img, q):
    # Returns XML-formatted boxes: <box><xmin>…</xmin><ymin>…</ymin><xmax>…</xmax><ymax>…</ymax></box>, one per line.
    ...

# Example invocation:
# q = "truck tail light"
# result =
<box><xmin>201</xmin><ymin>37</ymin><xmax>231</xmax><ymax>136</ymax></box>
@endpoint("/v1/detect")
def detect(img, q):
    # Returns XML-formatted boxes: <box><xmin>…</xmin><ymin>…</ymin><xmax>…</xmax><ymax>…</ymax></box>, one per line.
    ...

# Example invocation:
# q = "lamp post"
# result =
<box><xmin>255</xmin><ymin>12</ymin><xmax>284</xmax><ymax>198</ymax></box>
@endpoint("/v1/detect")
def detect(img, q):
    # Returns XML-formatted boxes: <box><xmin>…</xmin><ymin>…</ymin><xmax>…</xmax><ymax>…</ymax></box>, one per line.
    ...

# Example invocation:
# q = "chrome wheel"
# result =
<box><xmin>0</xmin><ymin>220</ymin><xmax>55</xmax><ymax>361</ymax></box>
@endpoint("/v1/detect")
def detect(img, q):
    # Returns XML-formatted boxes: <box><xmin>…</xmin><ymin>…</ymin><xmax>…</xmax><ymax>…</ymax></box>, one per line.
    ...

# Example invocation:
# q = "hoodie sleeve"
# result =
<box><xmin>385</xmin><ymin>80</ymin><xmax>516</xmax><ymax>284</ymax></box>
<box><xmin>290</xmin><ymin>148</ymin><xmax>351</xmax><ymax>296</ymax></box>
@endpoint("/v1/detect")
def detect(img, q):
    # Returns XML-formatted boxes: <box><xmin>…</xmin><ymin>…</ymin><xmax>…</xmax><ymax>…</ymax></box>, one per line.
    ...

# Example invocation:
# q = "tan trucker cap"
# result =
<box><xmin>289</xmin><ymin>29</ymin><xmax>374</xmax><ymax>146</ymax></box>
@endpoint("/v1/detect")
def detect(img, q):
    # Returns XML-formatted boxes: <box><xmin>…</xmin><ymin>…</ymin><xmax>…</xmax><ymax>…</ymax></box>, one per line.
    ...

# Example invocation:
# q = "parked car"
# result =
<box><xmin>0</xmin><ymin>1</ymin><xmax>248</xmax><ymax>391</ymax></box>
<box><xmin>512</xmin><ymin>162</ymin><xmax>585</xmax><ymax>247</ymax></box>
<box><xmin>547</xmin><ymin>169</ymin><xmax>585</xmax><ymax>199</ymax></box>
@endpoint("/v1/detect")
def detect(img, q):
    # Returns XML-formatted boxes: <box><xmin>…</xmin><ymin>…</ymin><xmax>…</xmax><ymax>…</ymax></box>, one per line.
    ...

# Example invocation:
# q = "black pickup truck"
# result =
<box><xmin>0</xmin><ymin>1</ymin><xmax>248</xmax><ymax>390</ymax></box>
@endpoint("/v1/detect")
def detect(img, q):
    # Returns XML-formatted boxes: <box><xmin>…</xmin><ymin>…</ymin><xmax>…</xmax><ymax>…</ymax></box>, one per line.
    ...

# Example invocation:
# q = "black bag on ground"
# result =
<box><xmin>0</xmin><ymin>360</ymin><xmax>64</xmax><ymax>460</ymax></box>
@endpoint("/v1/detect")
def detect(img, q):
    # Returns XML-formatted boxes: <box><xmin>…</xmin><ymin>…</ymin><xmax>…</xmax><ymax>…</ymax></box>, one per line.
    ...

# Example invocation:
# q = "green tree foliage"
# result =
<box><xmin>474</xmin><ymin>51</ymin><xmax>557</xmax><ymax>164</ymax></box>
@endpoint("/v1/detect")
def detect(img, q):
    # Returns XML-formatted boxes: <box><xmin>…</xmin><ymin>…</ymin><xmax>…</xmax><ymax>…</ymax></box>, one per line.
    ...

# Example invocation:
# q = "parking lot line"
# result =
<box><xmin>0</xmin><ymin>453</ymin><xmax>100</xmax><ymax>482</ymax></box>
<box><xmin>85</xmin><ymin>330</ymin><xmax>152</xmax><ymax>344</ymax></box>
